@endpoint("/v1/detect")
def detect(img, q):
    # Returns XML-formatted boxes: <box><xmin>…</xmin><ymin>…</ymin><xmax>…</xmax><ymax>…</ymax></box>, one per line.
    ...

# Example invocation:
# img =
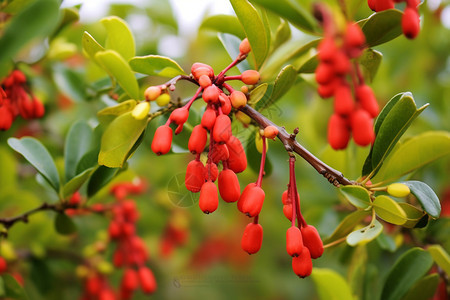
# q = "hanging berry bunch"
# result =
<box><xmin>0</xmin><ymin>70</ymin><xmax>45</xmax><ymax>131</ymax></box>
<box><xmin>314</xmin><ymin>5</ymin><xmax>379</xmax><ymax>150</ymax></box>
<box><xmin>368</xmin><ymin>0</ymin><xmax>421</xmax><ymax>39</ymax></box>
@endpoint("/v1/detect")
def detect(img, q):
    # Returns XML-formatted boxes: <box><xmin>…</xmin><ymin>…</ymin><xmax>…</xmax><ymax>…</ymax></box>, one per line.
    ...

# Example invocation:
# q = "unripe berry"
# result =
<box><xmin>350</xmin><ymin>109</ymin><xmax>375</xmax><ymax>147</ymax></box>
<box><xmin>356</xmin><ymin>84</ymin><xmax>379</xmax><ymax>118</ymax></box>
<box><xmin>191</xmin><ymin>62</ymin><xmax>214</xmax><ymax>80</ymax></box>
<box><xmin>202</xmin><ymin>85</ymin><xmax>220</xmax><ymax>103</ymax></box>
<box><xmin>387</xmin><ymin>183</ymin><xmax>411</xmax><ymax>198</ymax></box>
<box><xmin>263</xmin><ymin>125</ymin><xmax>278</xmax><ymax>139</ymax></box>
<box><xmin>219</xmin><ymin>93</ymin><xmax>232</xmax><ymax>115</ymax></box>
<box><xmin>213</xmin><ymin>115</ymin><xmax>232</xmax><ymax>143</ymax></box>
<box><xmin>286</xmin><ymin>226</ymin><xmax>304</xmax><ymax>257</ymax></box>
<box><xmin>156</xmin><ymin>93</ymin><xmax>171</xmax><ymax>106</ymax></box>
<box><xmin>198</xmin><ymin>74</ymin><xmax>212</xmax><ymax>88</ymax></box>
<box><xmin>240</xmin><ymin>85</ymin><xmax>249</xmax><ymax>93</ymax></box>
<box><xmin>402</xmin><ymin>8</ymin><xmax>420</xmax><ymax>39</ymax></box>
<box><xmin>301</xmin><ymin>225</ymin><xmax>324</xmax><ymax>259</ymax></box>
<box><xmin>199</xmin><ymin>181</ymin><xmax>219</xmax><ymax>214</ymax></box>
<box><xmin>334</xmin><ymin>84</ymin><xmax>354</xmax><ymax>116</ymax></box>
<box><xmin>241</xmin><ymin>185</ymin><xmax>265</xmax><ymax>217</ymax></box>
<box><xmin>201</xmin><ymin>106</ymin><xmax>216</xmax><ymax>130</ymax></box>
<box><xmin>170</xmin><ymin>107</ymin><xmax>189</xmax><ymax>125</ymax></box>
<box><xmin>328</xmin><ymin>113</ymin><xmax>350</xmax><ymax>150</ymax></box>
<box><xmin>239</xmin><ymin>38</ymin><xmax>251</xmax><ymax>55</ymax></box>
<box><xmin>230</xmin><ymin>91</ymin><xmax>247</xmax><ymax>108</ymax></box>
<box><xmin>241</xmin><ymin>70</ymin><xmax>260</xmax><ymax>85</ymax></box>
<box><xmin>235</xmin><ymin>111</ymin><xmax>251</xmax><ymax>125</ymax></box>
<box><xmin>292</xmin><ymin>247</ymin><xmax>313</xmax><ymax>278</ymax></box>
<box><xmin>138</xmin><ymin>267</ymin><xmax>157</xmax><ymax>294</ymax></box>
<box><xmin>151</xmin><ymin>125</ymin><xmax>173</xmax><ymax>155</ymax></box>
<box><xmin>211</xmin><ymin>143</ymin><xmax>229</xmax><ymax>164</ymax></box>
<box><xmin>188</xmin><ymin>125</ymin><xmax>207</xmax><ymax>154</ymax></box>
<box><xmin>241</xmin><ymin>223</ymin><xmax>263</xmax><ymax>254</ymax></box>
<box><xmin>315</xmin><ymin>62</ymin><xmax>335</xmax><ymax>85</ymax></box>
<box><xmin>185</xmin><ymin>160</ymin><xmax>206</xmax><ymax>193</ymax></box>
<box><xmin>255</xmin><ymin>132</ymin><xmax>268</xmax><ymax>154</ymax></box>
<box><xmin>145</xmin><ymin>86</ymin><xmax>162</xmax><ymax>101</ymax></box>
<box><xmin>226</xmin><ymin>136</ymin><xmax>247</xmax><ymax>173</ymax></box>
<box><xmin>121</xmin><ymin>268</ymin><xmax>139</xmax><ymax>291</ymax></box>
<box><xmin>132</xmin><ymin>101</ymin><xmax>150</xmax><ymax>120</ymax></box>
<box><xmin>218</xmin><ymin>169</ymin><xmax>241</xmax><ymax>203</ymax></box>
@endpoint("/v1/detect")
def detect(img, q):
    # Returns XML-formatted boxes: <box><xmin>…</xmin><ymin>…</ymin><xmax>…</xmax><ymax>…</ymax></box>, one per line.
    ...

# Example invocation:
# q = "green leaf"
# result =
<box><xmin>0</xmin><ymin>146</ymin><xmax>17</xmax><ymax>189</ymax></box>
<box><xmin>101</xmin><ymin>16</ymin><xmax>135</xmax><ymax>61</ymax></box>
<box><xmin>401</xmin><ymin>181</ymin><xmax>441</xmax><ymax>218</ymax></box>
<box><xmin>361</xmin><ymin>9</ymin><xmax>403</xmax><ymax>47</ymax></box>
<box><xmin>52</xmin><ymin>7</ymin><xmax>79</xmax><ymax>38</ymax></box>
<box><xmin>64</xmin><ymin>121</ymin><xmax>93</xmax><ymax>182</ymax></box>
<box><xmin>373</xmin><ymin>131</ymin><xmax>450</xmax><ymax>184</ymax></box>
<box><xmin>297</xmin><ymin>54</ymin><xmax>318</xmax><ymax>74</ymax></box>
<box><xmin>272</xmin><ymin>20</ymin><xmax>291</xmax><ymax>53</ymax></box>
<box><xmin>362</xmin><ymin>92</ymin><xmax>428</xmax><ymax>177</ymax></box>
<box><xmin>230</xmin><ymin>0</ymin><xmax>269</xmax><ymax>69</ymax></box>
<box><xmin>248</xmin><ymin>83</ymin><xmax>268</xmax><ymax>106</ymax></box>
<box><xmin>218</xmin><ymin>33</ymin><xmax>252</xmax><ymax>72</ymax></box>
<box><xmin>324</xmin><ymin>210</ymin><xmax>370</xmax><ymax>244</ymax></box>
<box><xmin>358</xmin><ymin>49</ymin><xmax>382</xmax><ymax>83</ymax></box>
<box><xmin>1</xmin><ymin>274</ymin><xmax>28</xmax><ymax>300</ymax></box>
<box><xmin>98</xmin><ymin>112</ymin><xmax>147</xmax><ymax>168</ymax></box>
<box><xmin>97</xmin><ymin>99</ymin><xmax>138</xmax><ymax>125</ymax></box>
<box><xmin>7</xmin><ymin>137</ymin><xmax>60</xmax><ymax>192</ymax></box>
<box><xmin>129</xmin><ymin>55</ymin><xmax>185</xmax><ymax>77</ymax></box>
<box><xmin>381</xmin><ymin>247</ymin><xmax>434</xmax><ymax>300</ymax></box>
<box><xmin>373</xmin><ymin>195</ymin><xmax>407</xmax><ymax>225</ymax></box>
<box><xmin>428</xmin><ymin>245</ymin><xmax>450</xmax><ymax>276</ymax></box>
<box><xmin>401</xmin><ymin>274</ymin><xmax>439</xmax><ymax>300</ymax></box>
<box><xmin>250</xmin><ymin>0</ymin><xmax>317</xmax><ymax>33</ymax></box>
<box><xmin>0</xmin><ymin>0</ymin><xmax>60</xmax><ymax>67</ymax></box>
<box><xmin>82</xmin><ymin>31</ymin><xmax>104</xmax><ymax>61</ymax></box>
<box><xmin>52</xmin><ymin>63</ymin><xmax>87</xmax><ymax>103</ymax></box>
<box><xmin>398</xmin><ymin>202</ymin><xmax>426</xmax><ymax>228</ymax></box>
<box><xmin>339</xmin><ymin>185</ymin><xmax>372</xmax><ymax>209</ymax></box>
<box><xmin>257</xmin><ymin>65</ymin><xmax>297</xmax><ymax>110</ymax></box>
<box><xmin>376</xmin><ymin>233</ymin><xmax>397</xmax><ymax>252</ymax></box>
<box><xmin>87</xmin><ymin>166</ymin><xmax>120</xmax><ymax>198</ymax></box>
<box><xmin>311</xmin><ymin>268</ymin><xmax>355</xmax><ymax>300</ymax></box>
<box><xmin>200</xmin><ymin>15</ymin><xmax>245</xmax><ymax>39</ymax></box>
<box><xmin>95</xmin><ymin>50</ymin><xmax>140</xmax><ymax>100</ymax></box>
<box><xmin>63</xmin><ymin>168</ymin><xmax>95</xmax><ymax>199</ymax></box>
<box><xmin>54</xmin><ymin>213</ymin><xmax>77</xmax><ymax>235</ymax></box>
<box><xmin>347</xmin><ymin>219</ymin><xmax>383</xmax><ymax>246</ymax></box>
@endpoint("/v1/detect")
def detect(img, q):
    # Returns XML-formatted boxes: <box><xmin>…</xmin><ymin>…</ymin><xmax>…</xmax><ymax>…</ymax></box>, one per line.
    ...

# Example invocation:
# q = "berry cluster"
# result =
<box><xmin>315</xmin><ymin>13</ymin><xmax>379</xmax><ymax>149</ymax></box>
<box><xmin>159</xmin><ymin>210</ymin><xmax>189</xmax><ymax>258</ymax></box>
<box><xmin>0</xmin><ymin>70</ymin><xmax>45</xmax><ymax>131</ymax></box>
<box><xmin>368</xmin><ymin>0</ymin><xmax>421</xmax><ymax>39</ymax></box>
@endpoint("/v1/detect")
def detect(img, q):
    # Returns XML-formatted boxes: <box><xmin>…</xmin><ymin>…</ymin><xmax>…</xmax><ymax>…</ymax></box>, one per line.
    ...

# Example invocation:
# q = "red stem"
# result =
<box><xmin>289</xmin><ymin>156</ymin><xmax>297</xmax><ymax>227</ymax></box>
<box><xmin>223</xmin><ymin>75</ymin><xmax>242</xmax><ymax>81</ymax></box>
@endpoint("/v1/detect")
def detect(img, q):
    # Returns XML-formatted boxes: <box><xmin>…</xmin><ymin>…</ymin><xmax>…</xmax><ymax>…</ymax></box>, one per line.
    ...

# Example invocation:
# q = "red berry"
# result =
<box><xmin>138</xmin><ymin>267</ymin><xmax>157</xmax><ymax>294</ymax></box>
<box><xmin>368</xmin><ymin>0</ymin><xmax>376</xmax><ymax>11</ymax></box>
<box><xmin>286</xmin><ymin>226</ymin><xmax>304</xmax><ymax>257</ymax></box>
<box><xmin>356</xmin><ymin>84</ymin><xmax>379</xmax><ymax>118</ymax></box>
<box><xmin>218</xmin><ymin>169</ymin><xmax>241</xmax><ymax>202</ymax></box>
<box><xmin>292</xmin><ymin>247</ymin><xmax>313</xmax><ymax>278</ymax></box>
<box><xmin>151</xmin><ymin>125</ymin><xmax>173</xmax><ymax>155</ymax></box>
<box><xmin>317</xmin><ymin>78</ymin><xmax>340</xmax><ymax>99</ymax></box>
<box><xmin>32</xmin><ymin>98</ymin><xmax>45</xmax><ymax>118</ymax></box>
<box><xmin>301</xmin><ymin>225</ymin><xmax>324</xmax><ymax>259</ymax></box>
<box><xmin>263</xmin><ymin>125</ymin><xmax>278</xmax><ymax>139</ymax></box>
<box><xmin>219</xmin><ymin>93</ymin><xmax>232</xmax><ymax>115</ymax></box>
<box><xmin>201</xmin><ymin>106</ymin><xmax>217</xmax><ymax>130</ymax></box>
<box><xmin>18</xmin><ymin>94</ymin><xmax>35</xmax><ymax>119</ymax></box>
<box><xmin>332</xmin><ymin>51</ymin><xmax>351</xmax><ymax>75</ymax></box>
<box><xmin>241</xmin><ymin>185</ymin><xmax>265</xmax><ymax>217</ymax></box>
<box><xmin>185</xmin><ymin>160</ymin><xmax>206</xmax><ymax>193</ymax></box>
<box><xmin>198</xmin><ymin>74</ymin><xmax>212</xmax><ymax>88</ymax></box>
<box><xmin>318</xmin><ymin>38</ymin><xmax>338</xmax><ymax>63</ymax></box>
<box><xmin>86</xmin><ymin>275</ymin><xmax>102</xmax><ymax>295</ymax></box>
<box><xmin>375</xmin><ymin>0</ymin><xmax>395</xmax><ymax>11</ymax></box>
<box><xmin>108</xmin><ymin>221</ymin><xmax>122</xmax><ymax>239</ymax></box>
<box><xmin>121</xmin><ymin>268</ymin><xmax>139</xmax><ymax>291</ymax></box>
<box><xmin>239</xmin><ymin>38</ymin><xmax>251</xmax><ymax>55</ymax></box>
<box><xmin>188</xmin><ymin>125</ymin><xmax>207</xmax><ymax>154</ymax></box>
<box><xmin>191</xmin><ymin>62</ymin><xmax>214</xmax><ymax>80</ymax></box>
<box><xmin>344</xmin><ymin>23</ymin><xmax>366</xmax><ymax>56</ymax></box>
<box><xmin>0</xmin><ymin>104</ymin><xmax>14</xmax><ymax>131</ymax></box>
<box><xmin>334</xmin><ymin>84</ymin><xmax>354</xmax><ymax>116</ymax></box>
<box><xmin>241</xmin><ymin>223</ymin><xmax>263</xmax><ymax>254</ymax></box>
<box><xmin>99</xmin><ymin>289</ymin><xmax>115</xmax><ymax>300</ymax></box>
<box><xmin>170</xmin><ymin>107</ymin><xmax>189</xmax><ymax>125</ymax></box>
<box><xmin>0</xmin><ymin>257</ymin><xmax>8</xmax><ymax>273</ymax></box>
<box><xmin>212</xmin><ymin>115</ymin><xmax>232</xmax><ymax>143</ymax></box>
<box><xmin>402</xmin><ymin>8</ymin><xmax>420</xmax><ymax>39</ymax></box>
<box><xmin>241</xmin><ymin>70</ymin><xmax>260</xmax><ymax>85</ymax></box>
<box><xmin>205</xmin><ymin>162</ymin><xmax>219</xmax><ymax>182</ymax></box>
<box><xmin>315</xmin><ymin>62</ymin><xmax>335</xmax><ymax>85</ymax></box>
<box><xmin>283</xmin><ymin>204</ymin><xmax>293</xmax><ymax>221</ymax></box>
<box><xmin>328</xmin><ymin>114</ymin><xmax>350</xmax><ymax>150</ymax></box>
<box><xmin>145</xmin><ymin>86</ymin><xmax>162</xmax><ymax>101</ymax></box>
<box><xmin>350</xmin><ymin>109</ymin><xmax>375</xmax><ymax>147</ymax></box>
<box><xmin>226</xmin><ymin>135</ymin><xmax>247</xmax><ymax>173</ymax></box>
<box><xmin>199</xmin><ymin>181</ymin><xmax>219</xmax><ymax>214</ymax></box>
<box><xmin>202</xmin><ymin>85</ymin><xmax>220</xmax><ymax>103</ymax></box>
<box><xmin>237</xmin><ymin>183</ymin><xmax>257</xmax><ymax>212</ymax></box>
<box><xmin>211</xmin><ymin>143</ymin><xmax>229</xmax><ymax>164</ymax></box>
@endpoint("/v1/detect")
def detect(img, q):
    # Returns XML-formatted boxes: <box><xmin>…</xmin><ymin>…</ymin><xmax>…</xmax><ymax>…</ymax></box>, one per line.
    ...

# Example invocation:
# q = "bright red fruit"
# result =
<box><xmin>292</xmin><ymin>247</ymin><xmax>313</xmax><ymax>278</ymax></box>
<box><xmin>202</xmin><ymin>85</ymin><xmax>219</xmax><ymax>103</ymax></box>
<box><xmin>201</xmin><ymin>106</ymin><xmax>216</xmax><ymax>130</ymax></box>
<box><xmin>226</xmin><ymin>135</ymin><xmax>247</xmax><ymax>173</ymax></box>
<box><xmin>185</xmin><ymin>160</ymin><xmax>206</xmax><ymax>193</ymax></box>
<box><xmin>402</xmin><ymin>8</ymin><xmax>420</xmax><ymax>39</ymax></box>
<box><xmin>241</xmin><ymin>70</ymin><xmax>260</xmax><ymax>85</ymax></box>
<box><xmin>121</xmin><ymin>268</ymin><xmax>139</xmax><ymax>291</ymax></box>
<box><xmin>286</xmin><ymin>226</ymin><xmax>304</xmax><ymax>257</ymax></box>
<box><xmin>334</xmin><ymin>84</ymin><xmax>354</xmax><ymax>115</ymax></box>
<box><xmin>350</xmin><ymin>109</ymin><xmax>375</xmax><ymax>147</ymax></box>
<box><xmin>188</xmin><ymin>125</ymin><xmax>207</xmax><ymax>154</ymax></box>
<box><xmin>301</xmin><ymin>225</ymin><xmax>324</xmax><ymax>259</ymax></box>
<box><xmin>170</xmin><ymin>107</ymin><xmax>189</xmax><ymax>125</ymax></box>
<box><xmin>327</xmin><ymin>114</ymin><xmax>350</xmax><ymax>150</ymax></box>
<box><xmin>191</xmin><ymin>62</ymin><xmax>214</xmax><ymax>80</ymax></box>
<box><xmin>356</xmin><ymin>84</ymin><xmax>379</xmax><ymax>118</ymax></box>
<box><xmin>213</xmin><ymin>115</ymin><xmax>231</xmax><ymax>143</ymax></box>
<box><xmin>211</xmin><ymin>143</ymin><xmax>229</xmax><ymax>163</ymax></box>
<box><xmin>241</xmin><ymin>223</ymin><xmax>263</xmax><ymax>254</ymax></box>
<box><xmin>138</xmin><ymin>267</ymin><xmax>157</xmax><ymax>294</ymax></box>
<box><xmin>151</xmin><ymin>125</ymin><xmax>173</xmax><ymax>155</ymax></box>
<box><xmin>218</xmin><ymin>169</ymin><xmax>241</xmax><ymax>202</ymax></box>
<box><xmin>199</xmin><ymin>181</ymin><xmax>219</xmax><ymax>214</ymax></box>
<box><xmin>241</xmin><ymin>185</ymin><xmax>265</xmax><ymax>217</ymax></box>
<box><xmin>0</xmin><ymin>257</ymin><xmax>7</xmax><ymax>273</ymax></box>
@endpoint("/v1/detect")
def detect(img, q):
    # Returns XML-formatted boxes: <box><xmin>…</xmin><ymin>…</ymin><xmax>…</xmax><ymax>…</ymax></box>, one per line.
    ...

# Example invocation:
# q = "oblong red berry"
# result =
<box><xmin>237</xmin><ymin>182</ymin><xmax>257</xmax><ymax>213</ymax></box>
<box><xmin>212</xmin><ymin>115</ymin><xmax>232</xmax><ymax>143</ymax></box>
<box><xmin>199</xmin><ymin>181</ymin><xmax>219</xmax><ymax>214</ymax></box>
<box><xmin>121</xmin><ymin>268</ymin><xmax>139</xmax><ymax>291</ymax></box>
<box><xmin>350</xmin><ymin>109</ymin><xmax>375</xmax><ymax>147</ymax></box>
<box><xmin>219</xmin><ymin>93</ymin><xmax>232</xmax><ymax>115</ymax></box>
<box><xmin>344</xmin><ymin>23</ymin><xmax>365</xmax><ymax>57</ymax></box>
<box><xmin>202</xmin><ymin>85</ymin><xmax>219</xmax><ymax>103</ymax></box>
<box><xmin>201</xmin><ymin>106</ymin><xmax>216</xmax><ymax>130</ymax></box>
<box><xmin>198</xmin><ymin>74</ymin><xmax>212</xmax><ymax>88</ymax></box>
<box><xmin>375</xmin><ymin>0</ymin><xmax>395</xmax><ymax>11</ymax></box>
<box><xmin>301</xmin><ymin>225</ymin><xmax>324</xmax><ymax>259</ymax></box>
<box><xmin>286</xmin><ymin>226</ymin><xmax>304</xmax><ymax>257</ymax></box>
<box><xmin>327</xmin><ymin>114</ymin><xmax>350</xmax><ymax>150</ymax></box>
<box><xmin>0</xmin><ymin>105</ymin><xmax>14</xmax><ymax>131</ymax></box>
<box><xmin>315</xmin><ymin>62</ymin><xmax>335</xmax><ymax>85</ymax></box>
<box><xmin>239</xmin><ymin>38</ymin><xmax>251</xmax><ymax>55</ymax></box>
<box><xmin>230</xmin><ymin>91</ymin><xmax>247</xmax><ymax>108</ymax></box>
<box><xmin>241</xmin><ymin>70</ymin><xmax>260</xmax><ymax>85</ymax></box>
<box><xmin>205</xmin><ymin>162</ymin><xmax>219</xmax><ymax>182</ymax></box>
<box><xmin>402</xmin><ymin>7</ymin><xmax>420</xmax><ymax>39</ymax></box>
<box><xmin>283</xmin><ymin>204</ymin><xmax>293</xmax><ymax>221</ymax></box>
<box><xmin>151</xmin><ymin>125</ymin><xmax>173</xmax><ymax>155</ymax></box>
<box><xmin>188</xmin><ymin>125</ymin><xmax>207</xmax><ymax>154</ymax></box>
<box><xmin>32</xmin><ymin>98</ymin><xmax>45</xmax><ymax>118</ymax></box>
<box><xmin>292</xmin><ymin>247</ymin><xmax>313</xmax><ymax>278</ymax></box>
<box><xmin>226</xmin><ymin>136</ymin><xmax>247</xmax><ymax>173</ymax></box>
<box><xmin>241</xmin><ymin>185</ymin><xmax>265</xmax><ymax>217</ymax></box>
<box><xmin>334</xmin><ymin>84</ymin><xmax>354</xmax><ymax>116</ymax></box>
<box><xmin>211</xmin><ymin>143</ymin><xmax>229</xmax><ymax>164</ymax></box>
<box><xmin>138</xmin><ymin>267</ymin><xmax>157</xmax><ymax>294</ymax></box>
<box><xmin>318</xmin><ymin>38</ymin><xmax>337</xmax><ymax>63</ymax></box>
<box><xmin>332</xmin><ymin>51</ymin><xmax>351</xmax><ymax>75</ymax></box>
<box><xmin>218</xmin><ymin>169</ymin><xmax>240</xmax><ymax>202</ymax></box>
<box><xmin>241</xmin><ymin>223</ymin><xmax>263</xmax><ymax>254</ymax></box>
<box><xmin>185</xmin><ymin>160</ymin><xmax>206</xmax><ymax>193</ymax></box>
<box><xmin>170</xmin><ymin>107</ymin><xmax>189</xmax><ymax>125</ymax></box>
<box><xmin>191</xmin><ymin>62</ymin><xmax>214</xmax><ymax>80</ymax></box>
<box><xmin>0</xmin><ymin>257</ymin><xmax>8</xmax><ymax>273</ymax></box>
<box><xmin>356</xmin><ymin>84</ymin><xmax>379</xmax><ymax>118</ymax></box>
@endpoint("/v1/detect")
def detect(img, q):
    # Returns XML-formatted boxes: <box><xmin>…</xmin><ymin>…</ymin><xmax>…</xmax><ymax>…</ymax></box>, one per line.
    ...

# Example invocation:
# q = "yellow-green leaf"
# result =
<box><xmin>339</xmin><ymin>185</ymin><xmax>372</xmax><ymax>209</ymax></box>
<box><xmin>428</xmin><ymin>245</ymin><xmax>450</xmax><ymax>276</ymax></box>
<box><xmin>129</xmin><ymin>55</ymin><xmax>185</xmax><ymax>77</ymax></box>
<box><xmin>347</xmin><ymin>219</ymin><xmax>383</xmax><ymax>246</ymax></box>
<box><xmin>324</xmin><ymin>210</ymin><xmax>371</xmax><ymax>244</ymax></box>
<box><xmin>373</xmin><ymin>195</ymin><xmax>407</xmax><ymax>225</ymax></box>
<box><xmin>82</xmin><ymin>31</ymin><xmax>104</xmax><ymax>61</ymax></box>
<box><xmin>398</xmin><ymin>203</ymin><xmax>426</xmax><ymax>228</ymax></box>
<box><xmin>312</xmin><ymin>268</ymin><xmax>355</xmax><ymax>300</ymax></box>
<box><xmin>101</xmin><ymin>16</ymin><xmax>135</xmax><ymax>61</ymax></box>
<box><xmin>248</xmin><ymin>83</ymin><xmax>268</xmax><ymax>106</ymax></box>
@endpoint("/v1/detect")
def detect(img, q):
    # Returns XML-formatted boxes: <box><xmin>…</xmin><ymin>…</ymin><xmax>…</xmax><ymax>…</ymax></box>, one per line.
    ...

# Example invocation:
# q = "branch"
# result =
<box><xmin>239</xmin><ymin>105</ymin><xmax>354</xmax><ymax>187</ymax></box>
